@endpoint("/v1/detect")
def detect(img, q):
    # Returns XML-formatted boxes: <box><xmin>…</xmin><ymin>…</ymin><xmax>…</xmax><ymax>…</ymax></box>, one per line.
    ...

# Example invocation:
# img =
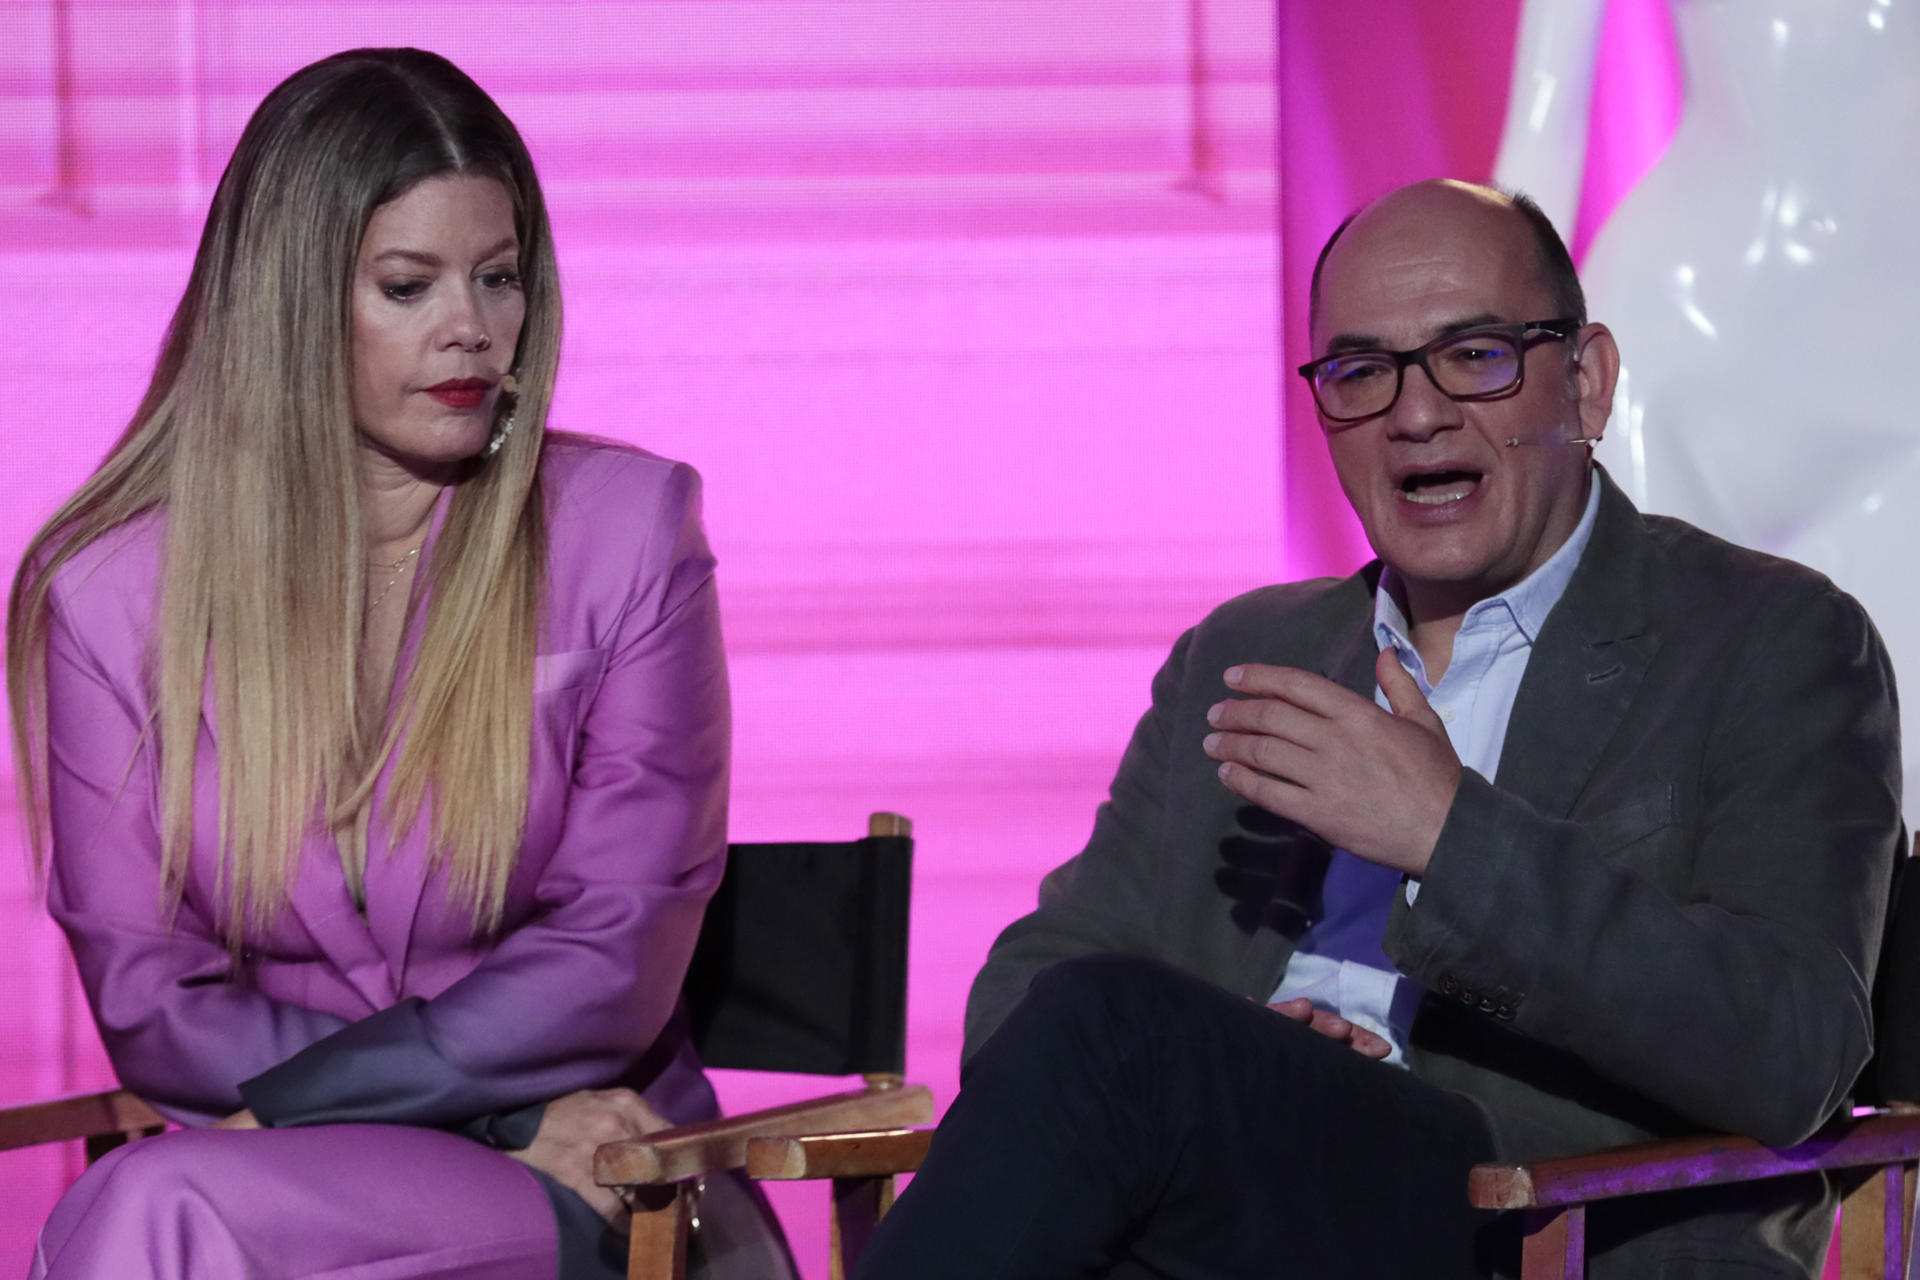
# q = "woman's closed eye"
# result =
<box><xmin>380</xmin><ymin>278</ymin><xmax>430</xmax><ymax>302</ymax></box>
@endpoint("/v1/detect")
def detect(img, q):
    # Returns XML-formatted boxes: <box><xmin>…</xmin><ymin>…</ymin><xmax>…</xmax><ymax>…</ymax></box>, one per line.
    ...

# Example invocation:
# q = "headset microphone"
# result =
<box><xmin>1505</xmin><ymin>437</ymin><xmax>1600</xmax><ymax>449</ymax></box>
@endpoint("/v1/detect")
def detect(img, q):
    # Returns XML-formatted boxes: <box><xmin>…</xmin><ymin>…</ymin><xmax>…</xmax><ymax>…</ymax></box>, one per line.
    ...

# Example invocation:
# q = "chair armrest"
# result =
<box><xmin>593</xmin><ymin>1083</ymin><xmax>932</xmax><ymax>1188</ymax></box>
<box><xmin>745</xmin><ymin>1127</ymin><xmax>933</xmax><ymax>1180</ymax></box>
<box><xmin>0</xmin><ymin>1089</ymin><xmax>166</xmax><ymax>1153</ymax></box>
<box><xmin>1470</xmin><ymin>1111</ymin><xmax>1920</xmax><ymax>1211</ymax></box>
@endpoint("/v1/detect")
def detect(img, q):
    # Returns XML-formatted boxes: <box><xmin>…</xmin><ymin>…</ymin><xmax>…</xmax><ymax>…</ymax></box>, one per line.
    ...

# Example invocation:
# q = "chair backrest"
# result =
<box><xmin>1861</xmin><ymin>834</ymin><xmax>1920</xmax><ymax>1106</ymax></box>
<box><xmin>681</xmin><ymin>812</ymin><xmax>914</xmax><ymax>1078</ymax></box>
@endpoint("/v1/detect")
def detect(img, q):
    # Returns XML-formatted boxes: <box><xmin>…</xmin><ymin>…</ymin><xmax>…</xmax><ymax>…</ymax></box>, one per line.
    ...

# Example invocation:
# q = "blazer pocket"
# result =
<box><xmin>1581</xmin><ymin>784</ymin><xmax>1678</xmax><ymax>856</ymax></box>
<box><xmin>534</xmin><ymin>647</ymin><xmax>608</xmax><ymax>696</ymax></box>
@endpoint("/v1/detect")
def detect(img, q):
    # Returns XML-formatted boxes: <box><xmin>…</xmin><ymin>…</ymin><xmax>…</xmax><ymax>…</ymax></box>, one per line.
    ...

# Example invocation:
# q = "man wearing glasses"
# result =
<box><xmin>854</xmin><ymin>180</ymin><xmax>1903</xmax><ymax>1280</ymax></box>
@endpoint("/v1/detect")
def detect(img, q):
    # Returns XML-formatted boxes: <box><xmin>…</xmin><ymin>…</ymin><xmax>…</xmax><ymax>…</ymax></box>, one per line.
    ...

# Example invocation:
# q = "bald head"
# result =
<box><xmin>1302</xmin><ymin>177</ymin><xmax>1618</xmax><ymax>619</ymax></box>
<box><xmin>1308</xmin><ymin>180</ymin><xmax>1584</xmax><ymax>330</ymax></box>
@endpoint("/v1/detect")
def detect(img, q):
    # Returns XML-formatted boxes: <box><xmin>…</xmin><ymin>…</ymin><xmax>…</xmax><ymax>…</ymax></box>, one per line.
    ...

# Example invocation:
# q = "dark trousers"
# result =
<box><xmin>856</xmin><ymin>954</ymin><xmax>1498</xmax><ymax>1280</ymax></box>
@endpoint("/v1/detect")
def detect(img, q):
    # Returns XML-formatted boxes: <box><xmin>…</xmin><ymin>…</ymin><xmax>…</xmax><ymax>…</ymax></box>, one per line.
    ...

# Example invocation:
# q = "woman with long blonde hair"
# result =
<box><xmin>9</xmin><ymin>47</ymin><xmax>792</xmax><ymax>1280</ymax></box>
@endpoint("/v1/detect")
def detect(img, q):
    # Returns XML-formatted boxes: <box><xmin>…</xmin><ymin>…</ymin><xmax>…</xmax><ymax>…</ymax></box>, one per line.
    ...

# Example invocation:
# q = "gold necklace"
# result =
<box><xmin>367</xmin><ymin>546</ymin><xmax>420</xmax><ymax>612</ymax></box>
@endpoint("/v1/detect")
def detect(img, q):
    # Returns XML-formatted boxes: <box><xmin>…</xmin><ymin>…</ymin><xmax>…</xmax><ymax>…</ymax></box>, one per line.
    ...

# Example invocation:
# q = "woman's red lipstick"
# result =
<box><xmin>424</xmin><ymin>378</ymin><xmax>491</xmax><ymax>409</ymax></box>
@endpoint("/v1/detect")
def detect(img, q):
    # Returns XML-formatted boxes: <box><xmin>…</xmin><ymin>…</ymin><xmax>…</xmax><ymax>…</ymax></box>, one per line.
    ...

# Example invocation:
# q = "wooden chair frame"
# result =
<box><xmin>748</xmin><ymin>1127</ymin><xmax>933</xmax><ymax>1276</ymax></box>
<box><xmin>0</xmin><ymin>1088</ymin><xmax>167</xmax><ymax>1164</ymax></box>
<box><xmin>597</xmin><ymin>811</ymin><xmax>932</xmax><ymax>1279</ymax></box>
<box><xmin>739</xmin><ymin>1113</ymin><xmax>1920</xmax><ymax>1280</ymax></box>
<box><xmin>0</xmin><ymin>1078</ymin><xmax>932</xmax><ymax>1280</ymax></box>
<box><xmin>0</xmin><ymin>813</ymin><xmax>926</xmax><ymax>1280</ymax></box>
<box><xmin>1468</xmin><ymin>1108</ymin><xmax>1920</xmax><ymax>1280</ymax></box>
<box><xmin>20</xmin><ymin>813</ymin><xmax>1906</xmax><ymax>1279</ymax></box>
<box><xmin>18</xmin><ymin>1100</ymin><xmax>1904</xmax><ymax>1279</ymax></box>
<box><xmin>606</xmin><ymin>1078</ymin><xmax>931</xmax><ymax>1279</ymax></box>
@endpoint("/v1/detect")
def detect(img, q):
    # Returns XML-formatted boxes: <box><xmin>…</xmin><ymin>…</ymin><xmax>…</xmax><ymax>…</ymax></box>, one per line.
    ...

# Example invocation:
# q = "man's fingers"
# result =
<box><xmin>1222</xmin><ymin>664</ymin><xmax>1371</xmax><ymax>717</ymax></box>
<box><xmin>1204</xmin><ymin>730</ymin><xmax>1313</xmax><ymax>786</ymax></box>
<box><xmin>1308</xmin><ymin>1010</ymin><xmax>1394</xmax><ymax>1059</ymax></box>
<box><xmin>1273</xmin><ymin>1002</ymin><xmax>1395</xmax><ymax>1060</ymax></box>
<box><xmin>1205</xmin><ymin>696</ymin><xmax>1324</xmax><ymax>749</ymax></box>
<box><xmin>1375</xmin><ymin>649</ymin><xmax>1445</xmax><ymax>734</ymax></box>
<box><xmin>1350</xmin><ymin>1027</ymin><xmax>1392</xmax><ymax>1059</ymax></box>
<box><xmin>1308</xmin><ymin>1012</ymin><xmax>1347</xmax><ymax>1036</ymax></box>
<box><xmin>1215</xmin><ymin>759</ymin><xmax>1312</xmax><ymax>822</ymax></box>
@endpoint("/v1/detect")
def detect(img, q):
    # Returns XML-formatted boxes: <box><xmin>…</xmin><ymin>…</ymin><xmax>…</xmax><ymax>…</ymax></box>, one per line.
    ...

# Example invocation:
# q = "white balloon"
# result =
<box><xmin>1500</xmin><ymin>0</ymin><xmax>1920</xmax><ymax>825</ymax></box>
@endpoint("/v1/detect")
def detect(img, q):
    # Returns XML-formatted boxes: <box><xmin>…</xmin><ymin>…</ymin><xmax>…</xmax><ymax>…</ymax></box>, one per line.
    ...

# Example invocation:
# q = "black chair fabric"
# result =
<box><xmin>1864</xmin><ymin>846</ymin><xmax>1920</xmax><ymax>1106</ymax></box>
<box><xmin>683</xmin><ymin>834</ymin><xmax>913</xmax><ymax>1077</ymax></box>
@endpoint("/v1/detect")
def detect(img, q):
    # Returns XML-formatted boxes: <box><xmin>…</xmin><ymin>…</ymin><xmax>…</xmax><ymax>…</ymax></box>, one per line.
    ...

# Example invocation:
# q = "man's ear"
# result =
<box><xmin>1570</xmin><ymin>323</ymin><xmax>1620</xmax><ymax>443</ymax></box>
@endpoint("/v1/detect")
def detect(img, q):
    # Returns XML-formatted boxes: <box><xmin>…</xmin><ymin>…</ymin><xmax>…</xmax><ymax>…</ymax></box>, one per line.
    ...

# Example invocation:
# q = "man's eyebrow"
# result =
<box><xmin>1321</xmin><ymin>313</ymin><xmax>1510</xmax><ymax>355</ymax></box>
<box><xmin>1432</xmin><ymin>312</ymin><xmax>1507</xmax><ymax>337</ymax></box>
<box><xmin>1323</xmin><ymin>332</ymin><xmax>1387</xmax><ymax>356</ymax></box>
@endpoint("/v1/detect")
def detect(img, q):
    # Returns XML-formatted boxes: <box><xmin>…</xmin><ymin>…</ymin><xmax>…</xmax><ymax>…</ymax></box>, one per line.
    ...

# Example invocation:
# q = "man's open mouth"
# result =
<box><xmin>1398</xmin><ymin>470</ymin><xmax>1482</xmax><ymax>506</ymax></box>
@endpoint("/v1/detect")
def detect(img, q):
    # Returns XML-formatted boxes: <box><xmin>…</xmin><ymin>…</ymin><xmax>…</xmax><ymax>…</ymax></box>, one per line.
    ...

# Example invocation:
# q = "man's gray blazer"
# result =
<box><xmin>966</xmin><ymin>472</ymin><xmax>1904</xmax><ymax>1278</ymax></box>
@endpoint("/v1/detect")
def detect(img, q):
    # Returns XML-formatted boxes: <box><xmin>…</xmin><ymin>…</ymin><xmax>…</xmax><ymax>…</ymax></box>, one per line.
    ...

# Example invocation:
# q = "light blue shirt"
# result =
<box><xmin>1268</xmin><ymin>473</ymin><xmax>1602</xmax><ymax>1065</ymax></box>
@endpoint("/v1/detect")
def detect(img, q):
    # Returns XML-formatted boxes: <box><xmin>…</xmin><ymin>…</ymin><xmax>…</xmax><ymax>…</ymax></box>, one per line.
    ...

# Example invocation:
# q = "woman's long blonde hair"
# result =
<box><xmin>6</xmin><ymin>49</ymin><xmax>560</xmax><ymax>944</ymax></box>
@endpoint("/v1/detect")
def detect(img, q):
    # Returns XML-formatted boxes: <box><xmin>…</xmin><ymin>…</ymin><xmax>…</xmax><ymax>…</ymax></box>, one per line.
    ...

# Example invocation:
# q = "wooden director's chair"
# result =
<box><xmin>596</xmin><ymin>811</ymin><xmax>929</xmax><ymax>1278</ymax></box>
<box><xmin>747</xmin><ymin>838</ymin><xmax>1920</xmax><ymax>1280</ymax></box>
<box><xmin>0</xmin><ymin>812</ymin><xmax>928</xmax><ymax>1280</ymax></box>
<box><xmin>1468</xmin><ymin>835</ymin><xmax>1920</xmax><ymax>1280</ymax></box>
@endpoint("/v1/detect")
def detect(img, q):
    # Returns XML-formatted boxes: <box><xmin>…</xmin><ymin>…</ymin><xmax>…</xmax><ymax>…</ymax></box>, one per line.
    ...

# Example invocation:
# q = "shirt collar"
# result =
<box><xmin>1373</xmin><ymin>470</ymin><xmax>1603</xmax><ymax>656</ymax></box>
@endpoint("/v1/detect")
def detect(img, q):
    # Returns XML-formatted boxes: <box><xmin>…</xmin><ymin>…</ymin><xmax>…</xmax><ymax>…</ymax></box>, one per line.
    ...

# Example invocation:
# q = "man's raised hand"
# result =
<box><xmin>1201</xmin><ymin>649</ymin><xmax>1462</xmax><ymax>876</ymax></box>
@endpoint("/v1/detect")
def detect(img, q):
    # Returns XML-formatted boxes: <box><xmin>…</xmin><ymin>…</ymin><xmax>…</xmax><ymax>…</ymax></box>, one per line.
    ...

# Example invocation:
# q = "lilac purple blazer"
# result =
<box><xmin>43</xmin><ymin>434</ymin><xmax>731</xmax><ymax>1138</ymax></box>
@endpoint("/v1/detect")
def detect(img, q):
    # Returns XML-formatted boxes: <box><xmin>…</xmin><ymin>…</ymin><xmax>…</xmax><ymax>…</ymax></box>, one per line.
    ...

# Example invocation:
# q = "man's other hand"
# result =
<box><xmin>1266</xmin><ymin>997</ymin><xmax>1392</xmax><ymax>1060</ymax></box>
<box><xmin>1203</xmin><ymin>650</ymin><xmax>1461</xmax><ymax>876</ymax></box>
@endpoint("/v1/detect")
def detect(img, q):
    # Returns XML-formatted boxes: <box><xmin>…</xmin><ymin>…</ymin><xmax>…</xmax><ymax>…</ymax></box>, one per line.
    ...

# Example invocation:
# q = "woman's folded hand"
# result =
<box><xmin>507</xmin><ymin>1087</ymin><xmax>672</xmax><ymax>1227</ymax></box>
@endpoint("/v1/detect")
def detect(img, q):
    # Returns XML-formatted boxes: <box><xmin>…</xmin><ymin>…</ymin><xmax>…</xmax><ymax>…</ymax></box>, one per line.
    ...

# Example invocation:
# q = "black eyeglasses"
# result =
<box><xmin>1296</xmin><ymin>319</ymin><xmax>1582</xmax><ymax>426</ymax></box>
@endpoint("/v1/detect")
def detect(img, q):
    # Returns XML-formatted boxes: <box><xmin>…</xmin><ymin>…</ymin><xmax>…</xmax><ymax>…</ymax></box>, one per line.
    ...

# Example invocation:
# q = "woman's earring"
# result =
<box><xmin>486</xmin><ymin>373</ymin><xmax>519</xmax><ymax>458</ymax></box>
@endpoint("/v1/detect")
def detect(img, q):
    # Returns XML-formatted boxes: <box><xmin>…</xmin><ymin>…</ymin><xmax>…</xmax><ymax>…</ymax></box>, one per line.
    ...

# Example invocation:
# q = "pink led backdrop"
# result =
<box><xmin>0</xmin><ymin>2</ymin><xmax>1676</xmax><ymax>1274</ymax></box>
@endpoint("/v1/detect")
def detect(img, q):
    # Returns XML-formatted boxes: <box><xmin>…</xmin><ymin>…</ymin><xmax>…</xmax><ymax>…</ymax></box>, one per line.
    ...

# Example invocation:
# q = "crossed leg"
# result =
<box><xmin>855</xmin><ymin>953</ymin><xmax>1496</xmax><ymax>1280</ymax></box>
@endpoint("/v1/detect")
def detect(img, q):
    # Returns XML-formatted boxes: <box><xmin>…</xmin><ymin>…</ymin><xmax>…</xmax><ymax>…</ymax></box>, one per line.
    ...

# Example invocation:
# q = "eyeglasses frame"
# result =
<box><xmin>1296</xmin><ymin>318</ymin><xmax>1585</xmax><ymax>427</ymax></box>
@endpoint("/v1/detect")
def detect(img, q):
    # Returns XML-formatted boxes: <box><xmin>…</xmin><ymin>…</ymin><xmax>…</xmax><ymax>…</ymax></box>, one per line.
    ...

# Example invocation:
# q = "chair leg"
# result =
<box><xmin>1844</xmin><ymin>1168</ymin><xmax>1894</xmax><ymax>1280</ymax></box>
<box><xmin>627</xmin><ymin>1183</ymin><xmax>695</xmax><ymax>1280</ymax></box>
<box><xmin>1883</xmin><ymin>1164</ymin><xmax>1909</xmax><ymax>1280</ymax></box>
<box><xmin>828</xmin><ymin>1174</ymin><xmax>895</xmax><ymax>1280</ymax></box>
<box><xmin>1906</xmin><ymin>1163</ymin><xmax>1920</xmax><ymax>1280</ymax></box>
<box><xmin>82</xmin><ymin>1121</ymin><xmax>164</xmax><ymax>1166</ymax></box>
<box><xmin>1518</xmin><ymin>1205</ymin><xmax>1585</xmax><ymax>1280</ymax></box>
<box><xmin>83</xmin><ymin>1130</ymin><xmax>132</xmax><ymax>1165</ymax></box>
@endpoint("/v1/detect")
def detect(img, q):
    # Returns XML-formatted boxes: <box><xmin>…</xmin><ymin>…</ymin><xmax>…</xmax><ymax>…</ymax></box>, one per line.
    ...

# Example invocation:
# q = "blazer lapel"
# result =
<box><xmin>361</xmin><ymin>782</ymin><xmax>432</xmax><ymax>992</ymax></box>
<box><xmin>1494</xmin><ymin>470</ymin><xmax>1662</xmax><ymax>817</ymax></box>
<box><xmin>283</xmin><ymin>829</ymin><xmax>399</xmax><ymax>1013</ymax></box>
<box><xmin>1227</xmin><ymin>567</ymin><xmax>1381</xmax><ymax>998</ymax></box>
<box><xmin>1319</xmin><ymin>563</ymin><xmax>1386</xmax><ymax>697</ymax></box>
